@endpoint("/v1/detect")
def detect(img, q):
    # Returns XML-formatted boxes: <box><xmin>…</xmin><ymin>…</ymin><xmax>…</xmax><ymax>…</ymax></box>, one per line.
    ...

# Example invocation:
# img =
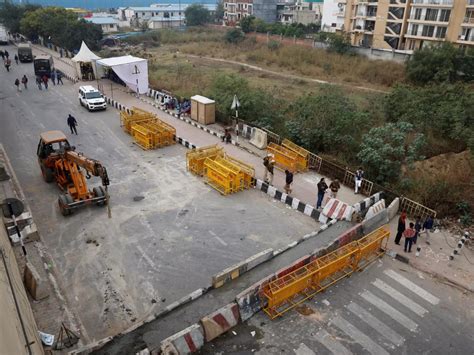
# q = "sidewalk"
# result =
<box><xmin>388</xmin><ymin>216</ymin><xmax>474</xmax><ymax>293</ymax></box>
<box><xmin>100</xmin><ymin>82</ymin><xmax>362</xmax><ymax>209</ymax></box>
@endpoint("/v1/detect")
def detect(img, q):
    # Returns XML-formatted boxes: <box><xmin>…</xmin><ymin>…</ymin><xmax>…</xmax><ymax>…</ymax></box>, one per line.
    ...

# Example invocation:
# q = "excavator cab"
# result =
<box><xmin>37</xmin><ymin>130</ymin><xmax>110</xmax><ymax>216</ymax></box>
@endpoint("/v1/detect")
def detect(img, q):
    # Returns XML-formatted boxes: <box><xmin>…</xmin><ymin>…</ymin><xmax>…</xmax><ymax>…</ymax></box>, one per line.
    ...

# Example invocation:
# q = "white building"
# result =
<box><xmin>120</xmin><ymin>4</ymin><xmax>216</xmax><ymax>27</ymax></box>
<box><xmin>85</xmin><ymin>17</ymin><xmax>120</xmax><ymax>33</ymax></box>
<box><xmin>148</xmin><ymin>16</ymin><xmax>185</xmax><ymax>29</ymax></box>
<box><xmin>321</xmin><ymin>0</ymin><xmax>346</xmax><ymax>33</ymax></box>
<box><xmin>279</xmin><ymin>0</ymin><xmax>323</xmax><ymax>26</ymax></box>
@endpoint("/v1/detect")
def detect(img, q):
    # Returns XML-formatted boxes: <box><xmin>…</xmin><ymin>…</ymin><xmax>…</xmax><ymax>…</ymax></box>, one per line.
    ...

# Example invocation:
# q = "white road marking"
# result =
<box><xmin>294</xmin><ymin>343</ymin><xmax>315</xmax><ymax>355</ymax></box>
<box><xmin>209</xmin><ymin>231</ymin><xmax>228</xmax><ymax>246</ymax></box>
<box><xmin>360</xmin><ymin>290</ymin><xmax>418</xmax><ymax>332</ymax></box>
<box><xmin>347</xmin><ymin>302</ymin><xmax>404</xmax><ymax>347</ymax></box>
<box><xmin>314</xmin><ymin>329</ymin><xmax>352</xmax><ymax>355</ymax></box>
<box><xmin>384</xmin><ymin>269</ymin><xmax>440</xmax><ymax>305</ymax></box>
<box><xmin>372</xmin><ymin>278</ymin><xmax>428</xmax><ymax>317</ymax></box>
<box><xmin>136</xmin><ymin>245</ymin><xmax>156</xmax><ymax>269</ymax></box>
<box><xmin>330</xmin><ymin>316</ymin><xmax>389</xmax><ymax>355</ymax></box>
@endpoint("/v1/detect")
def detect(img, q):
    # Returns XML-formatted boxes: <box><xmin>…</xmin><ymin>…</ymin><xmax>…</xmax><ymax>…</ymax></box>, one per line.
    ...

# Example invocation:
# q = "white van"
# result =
<box><xmin>78</xmin><ymin>86</ymin><xmax>107</xmax><ymax>111</ymax></box>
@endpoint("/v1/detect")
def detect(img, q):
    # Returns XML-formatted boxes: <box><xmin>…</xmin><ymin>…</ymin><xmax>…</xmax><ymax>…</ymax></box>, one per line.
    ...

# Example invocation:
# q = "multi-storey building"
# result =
<box><xmin>338</xmin><ymin>0</ymin><xmax>474</xmax><ymax>50</ymax></box>
<box><xmin>224</xmin><ymin>0</ymin><xmax>279</xmax><ymax>24</ymax></box>
<box><xmin>279</xmin><ymin>0</ymin><xmax>324</xmax><ymax>26</ymax></box>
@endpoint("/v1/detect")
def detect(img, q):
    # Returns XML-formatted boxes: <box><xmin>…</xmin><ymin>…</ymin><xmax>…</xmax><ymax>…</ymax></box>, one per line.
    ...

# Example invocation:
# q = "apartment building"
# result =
<box><xmin>224</xmin><ymin>0</ymin><xmax>279</xmax><ymax>24</ymax></box>
<box><xmin>339</xmin><ymin>0</ymin><xmax>474</xmax><ymax>51</ymax></box>
<box><xmin>279</xmin><ymin>0</ymin><xmax>324</xmax><ymax>25</ymax></box>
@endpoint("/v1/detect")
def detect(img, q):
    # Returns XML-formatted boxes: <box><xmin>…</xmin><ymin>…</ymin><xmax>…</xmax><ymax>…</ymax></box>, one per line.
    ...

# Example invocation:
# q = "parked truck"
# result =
<box><xmin>17</xmin><ymin>43</ymin><xmax>33</xmax><ymax>62</ymax></box>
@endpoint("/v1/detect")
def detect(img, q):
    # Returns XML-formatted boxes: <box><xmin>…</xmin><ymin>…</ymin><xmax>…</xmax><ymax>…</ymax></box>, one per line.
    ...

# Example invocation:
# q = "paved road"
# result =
<box><xmin>201</xmin><ymin>256</ymin><xmax>474</xmax><ymax>354</ymax></box>
<box><xmin>0</xmin><ymin>44</ymin><xmax>323</xmax><ymax>342</ymax></box>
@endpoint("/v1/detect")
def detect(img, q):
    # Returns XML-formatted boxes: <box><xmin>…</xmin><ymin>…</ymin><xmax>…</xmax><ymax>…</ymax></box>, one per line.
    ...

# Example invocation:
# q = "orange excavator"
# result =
<box><xmin>37</xmin><ymin>130</ymin><xmax>110</xmax><ymax>216</ymax></box>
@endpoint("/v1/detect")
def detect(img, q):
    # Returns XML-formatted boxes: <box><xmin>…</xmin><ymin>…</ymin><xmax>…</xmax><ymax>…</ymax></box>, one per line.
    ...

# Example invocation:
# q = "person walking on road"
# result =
<box><xmin>42</xmin><ymin>75</ymin><xmax>49</xmax><ymax>89</ymax></box>
<box><xmin>266</xmin><ymin>158</ymin><xmax>275</xmax><ymax>185</ymax></box>
<box><xmin>56</xmin><ymin>71</ymin><xmax>64</xmax><ymax>85</ymax></box>
<box><xmin>0</xmin><ymin>50</ymin><xmax>4</xmax><ymax>60</ymax></box>
<box><xmin>4</xmin><ymin>50</ymin><xmax>9</xmax><ymax>59</ymax></box>
<box><xmin>36</xmin><ymin>76</ymin><xmax>42</xmax><ymax>90</ymax></box>
<box><xmin>14</xmin><ymin>54</ymin><xmax>19</xmax><ymax>65</ymax></box>
<box><xmin>354</xmin><ymin>167</ymin><xmax>364</xmax><ymax>194</ymax></box>
<box><xmin>414</xmin><ymin>216</ymin><xmax>422</xmax><ymax>245</ymax></box>
<box><xmin>422</xmin><ymin>215</ymin><xmax>434</xmax><ymax>245</ymax></box>
<box><xmin>51</xmin><ymin>70</ymin><xmax>57</xmax><ymax>85</ymax></box>
<box><xmin>14</xmin><ymin>78</ymin><xmax>21</xmax><ymax>92</ymax></box>
<box><xmin>67</xmin><ymin>114</ymin><xmax>78</xmax><ymax>135</ymax></box>
<box><xmin>21</xmin><ymin>75</ymin><xmax>28</xmax><ymax>89</ymax></box>
<box><xmin>403</xmin><ymin>222</ymin><xmax>416</xmax><ymax>253</ymax></box>
<box><xmin>4</xmin><ymin>58</ymin><xmax>11</xmax><ymax>72</ymax></box>
<box><xmin>316</xmin><ymin>177</ymin><xmax>328</xmax><ymax>210</ymax></box>
<box><xmin>329</xmin><ymin>179</ymin><xmax>341</xmax><ymax>199</ymax></box>
<box><xmin>284</xmin><ymin>169</ymin><xmax>293</xmax><ymax>195</ymax></box>
<box><xmin>263</xmin><ymin>154</ymin><xmax>271</xmax><ymax>183</ymax></box>
<box><xmin>394</xmin><ymin>211</ymin><xmax>407</xmax><ymax>245</ymax></box>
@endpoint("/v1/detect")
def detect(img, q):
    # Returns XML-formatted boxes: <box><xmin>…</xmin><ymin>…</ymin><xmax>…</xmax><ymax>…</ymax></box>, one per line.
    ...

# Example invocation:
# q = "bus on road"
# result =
<box><xmin>33</xmin><ymin>55</ymin><xmax>54</xmax><ymax>77</ymax></box>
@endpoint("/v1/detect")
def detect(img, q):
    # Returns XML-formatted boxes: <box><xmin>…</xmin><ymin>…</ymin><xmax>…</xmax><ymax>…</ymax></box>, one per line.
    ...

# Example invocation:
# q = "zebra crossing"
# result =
<box><xmin>295</xmin><ymin>268</ymin><xmax>441</xmax><ymax>355</ymax></box>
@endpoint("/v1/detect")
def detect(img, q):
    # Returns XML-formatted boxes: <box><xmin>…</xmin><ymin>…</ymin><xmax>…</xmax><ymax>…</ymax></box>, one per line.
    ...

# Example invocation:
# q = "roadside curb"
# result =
<box><xmin>388</xmin><ymin>248</ymin><xmax>474</xmax><ymax>293</ymax></box>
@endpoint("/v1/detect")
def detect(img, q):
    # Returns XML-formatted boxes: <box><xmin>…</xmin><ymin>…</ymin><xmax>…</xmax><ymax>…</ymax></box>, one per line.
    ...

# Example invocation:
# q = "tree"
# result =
<box><xmin>20</xmin><ymin>7</ymin><xmax>102</xmax><ymax>51</ymax></box>
<box><xmin>140</xmin><ymin>19</ymin><xmax>149</xmax><ymax>32</ymax></box>
<box><xmin>206</xmin><ymin>74</ymin><xmax>283</xmax><ymax>130</ymax></box>
<box><xmin>225</xmin><ymin>28</ymin><xmax>245</xmax><ymax>44</ymax></box>
<box><xmin>385</xmin><ymin>84</ymin><xmax>474</xmax><ymax>153</ymax></box>
<box><xmin>239</xmin><ymin>16</ymin><xmax>255</xmax><ymax>33</ymax></box>
<box><xmin>214</xmin><ymin>2</ymin><xmax>224</xmax><ymax>22</ymax></box>
<box><xmin>326</xmin><ymin>33</ymin><xmax>352</xmax><ymax>55</ymax></box>
<box><xmin>0</xmin><ymin>3</ymin><xmax>41</xmax><ymax>34</ymax></box>
<box><xmin>406</xmin><ymin>43</ymin><xmax>474</xmax><ymax>84</ymax></box>
<box><xmin>285</xmin><ymin>86</ymin><xmax>369</xmax><ymax>158</ymax></box>
<box><xmin>357</xmin><ymin>122</ymin><xmax>426</xmax><ymax>183</ymax></box>
<box><xmin>184</xmin><ymin>4</ymin><xmax>210</xmax><ymax>26</ymax></box>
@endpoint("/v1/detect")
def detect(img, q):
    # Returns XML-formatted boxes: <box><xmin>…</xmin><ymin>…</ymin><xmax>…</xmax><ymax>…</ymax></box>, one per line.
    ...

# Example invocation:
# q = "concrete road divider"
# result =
<box><xmin>23</xmin><ymin>262</ymin><xmax>49</xmax><ymax>301</ymax></box>
<box><xmin>235</xmin><ymin>273</ymin><xmax>276</xmax><ymax>322</ymax></box>
<box><xmin>200</xmin><ymin>302</ymin><xmax>241</xmax><ymax>342</ymax></box>
<box><xmin>353</xmin><ymin>191</ymin><xmax>384</xmax><ymax>213</ymax></box>
<box><xmin>387</xmin><ymin>197</ymin><xmax>400</xmax><ymax>220</ymax></box>
<box><xmin>319</xmin><ymin>198</ymin><xmax>354</xmax><ymax>224</ymax></box>
<box><xmin>160</xmin><ymin>323</ymin><xmax>204</xmax><ymax>354</ymax></box>
<box><xmin>212</xmin><ymin>248</ymin><xmax>273</xmax><ymax>288</ymax></box>
<box><xmin>365</xmin><ymin>199</ymin><xmax>386</xmax><ymax>220</ymax></box>
<box><xmin>362</xmin><ymin>209</ymin><xmax>389</xmax><ymax>235</ymax></box>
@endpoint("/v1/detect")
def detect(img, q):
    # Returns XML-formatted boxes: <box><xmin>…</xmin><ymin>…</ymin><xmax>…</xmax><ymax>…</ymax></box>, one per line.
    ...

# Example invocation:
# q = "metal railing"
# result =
<box><xmin>412</xmin><ymin>0</ymin><xmax>453</xmax><ymax>5</ymax></box>
<box><xmin>400</xmin><ymin>196</ymin><xmax>437</xmax><ymax>219</ymax></box>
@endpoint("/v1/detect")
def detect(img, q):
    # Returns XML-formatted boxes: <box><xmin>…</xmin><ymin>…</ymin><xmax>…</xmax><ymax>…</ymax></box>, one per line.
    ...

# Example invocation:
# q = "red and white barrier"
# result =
<box><xmin>364</xmin><ymin>199</ymin><xmax>386</xmax><ymax>220</ymax></box>
<box><xmin>160</xmin><ymin>324</ymin><xmax>204</xmax><ymax>354</ymax></box>
<box><xmin>319</xmin><ymin>198</ymin><xmax>354</xmax><ymax>224</ymax></box>
<box><xmin>200</xmin><ymin>302</ymin><xmax>241</xmax><ymax>342</ymax></box>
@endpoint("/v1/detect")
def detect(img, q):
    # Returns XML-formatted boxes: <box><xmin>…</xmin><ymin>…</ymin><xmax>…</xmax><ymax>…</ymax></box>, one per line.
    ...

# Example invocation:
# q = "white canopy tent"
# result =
<box><xmin>71</xmin><ymin>41</ymin><xmax>101</xmax><ymax>80</ymax></box>
<box><xmin>96</xmin><ymin>55</ymin><xmax>149</xmax><ymax>94</ymax></box>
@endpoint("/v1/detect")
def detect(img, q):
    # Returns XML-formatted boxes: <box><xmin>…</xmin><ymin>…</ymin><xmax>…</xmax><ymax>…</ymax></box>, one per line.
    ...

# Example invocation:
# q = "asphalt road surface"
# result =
<box><xmin>0</xmin><ymin>44</ymin><xmax>319</xmax><ymax>341</ymax></box>
<box><xmin>201</xmin><ymin>257</ymin><xmax>474</xmax><ymax>355</ymax></box>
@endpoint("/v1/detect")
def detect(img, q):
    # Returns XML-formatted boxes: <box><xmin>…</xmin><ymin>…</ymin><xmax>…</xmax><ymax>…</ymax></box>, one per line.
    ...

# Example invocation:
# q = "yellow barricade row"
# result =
<box><xmin>263</xmin><ymin>226</ymin><xmax>390</xmax><ymax>319</ymax></box>
<box><xmin>267</xmin><ymin>142</ymin><xmax>298</xmax><ymax>173</ymax></box>
<box><xmin>203</xmin><ymin>158</ymin><xmax>236</xmax><ymax>195</ymax></box>
<box><xmin>186</xmin><ymin>145</ymin><xmax>225</xmax><ymax>176</ymax></box>
<box><xmin>226</xmin><ymin>155</ymin><xmax>255</xmax><ymax>189</ymax></box>
<box><xmin>120</xmin><ymin>107</ymin><xmax>176</xmax><ymax>150</ymax></box>
<box><xmin>281</xmin><ymin>139</ymin><xmax>309</xmax><ymax>172</ymax></box>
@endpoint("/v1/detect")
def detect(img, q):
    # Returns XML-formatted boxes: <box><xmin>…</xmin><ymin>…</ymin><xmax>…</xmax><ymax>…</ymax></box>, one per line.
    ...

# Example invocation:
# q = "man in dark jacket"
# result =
<box><xmin>394</xmin><ymin>212</ymin><xmax>407</xmax><ymax>245</ymax></box>
<box><xmin>316</xmin><ymin>178</ymin><xmax>328</xmax><ymax>209</ymax></box>
<box><xmin>284</xmin><ymin>169</ymin><xmax>293</xmax><ymax>195</ymax></box>
<box><xmin>67</xmin><ymin>114</ymin><xmax>78</xmax><ymax>135</ymax></box>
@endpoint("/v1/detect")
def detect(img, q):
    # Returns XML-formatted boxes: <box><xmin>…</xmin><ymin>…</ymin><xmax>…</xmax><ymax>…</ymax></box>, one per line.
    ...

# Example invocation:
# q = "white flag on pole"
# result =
<box><xmin>231</xmin><ymin>94</ymin><xmax>240</xmax><ymax>110</ymax></box>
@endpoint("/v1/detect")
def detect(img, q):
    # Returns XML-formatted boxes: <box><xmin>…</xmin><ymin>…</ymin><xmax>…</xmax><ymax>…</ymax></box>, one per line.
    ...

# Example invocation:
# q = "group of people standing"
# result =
<box><xmin>395</xmin><ymin>213</ymin><xmax>434</xmax><ymax>252</ymax></box>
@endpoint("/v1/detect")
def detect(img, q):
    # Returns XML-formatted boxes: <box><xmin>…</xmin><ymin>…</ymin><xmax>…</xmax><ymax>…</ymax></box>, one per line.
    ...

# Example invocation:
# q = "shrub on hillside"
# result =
<box><xmin>225</xmin><ymin>28</ymin><xmax>245</xmax><ymax>44</ymax></box>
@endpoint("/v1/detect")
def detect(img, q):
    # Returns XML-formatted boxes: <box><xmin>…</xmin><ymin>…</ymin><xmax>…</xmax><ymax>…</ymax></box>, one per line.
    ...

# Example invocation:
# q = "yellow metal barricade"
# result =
<box><xmin>226</xmin><ymin>155</ymin><xmax>255</xmax><ymax>189</ymax></box>
<box><xmin>281</xmin><ymin>139</ymin><xmax>309</xmax><ymax>172</ymax></box>
<box><xmin>131</xmin><ymin>123</ymin><xmax>154</xmax><ymax>150</ymax></box>
<box><xmin>266</xmin><ymin>142</ymin><xmax>298</xmax><ymax>173</ymax></box>
<box><xmin>203</xmin><ymin>158</ymin><xmax>235</xmax><ymax>195</ymax></box>
<box><xmin>214</xmin><ymin>156</ymin><xmax>244</xmax><ymax>192</ymax></box>
<box><xmin>263</xmin><ymin>226</ymin><xmax>390</xmax><ymax>319</ymax></box>
<box><xmin>120</xmin><ymin>107</ymin><xmax>154</xmax><ymax>134</ymax></box>
<box><xmin>186</xmin><ymin>145</ymin><xmax>224</xmax><ymax>176</ymax></box>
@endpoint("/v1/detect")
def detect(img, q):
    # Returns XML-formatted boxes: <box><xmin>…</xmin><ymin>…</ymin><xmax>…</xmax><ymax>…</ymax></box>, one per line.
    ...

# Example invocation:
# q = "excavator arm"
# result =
<box><xmin>64</xmin><ymin>150</ymin><xmax>110</xmax><ymax>188</ymax></box>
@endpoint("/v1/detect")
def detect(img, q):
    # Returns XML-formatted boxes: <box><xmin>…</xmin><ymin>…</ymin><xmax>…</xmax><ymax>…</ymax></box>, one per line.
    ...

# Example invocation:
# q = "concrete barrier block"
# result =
<box><xmin>24</xmin><ymin>262</ymin><xmax>49</xmax><ymax>300</ymax></box>
<box><xmin>365</xmin><ymin>199</ymin><xmax>386</xmax><ymax>220</ymax></box>
<box><xmin>362</xmin><ymin>209</ymin><xmax>389</xmax><ymax>235</ymax></box>
<box><xmin>200</xmin><ymin>302</ymin><xmax>241</xmax><ymax>342</ymax></box>
<box><xmin>235</xmin><ymin>274</ymin><xmax>276</xmax><ymax>322</ymax></box>
<box><xmin>387</xmin><ymin>197</ymin><xmax>400</xmax><ymax>220</ymax></box>
<box><xmin>160</xmin><ymin>324</ymin><xmax>204</xmax><ymax>354</ymax></box>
